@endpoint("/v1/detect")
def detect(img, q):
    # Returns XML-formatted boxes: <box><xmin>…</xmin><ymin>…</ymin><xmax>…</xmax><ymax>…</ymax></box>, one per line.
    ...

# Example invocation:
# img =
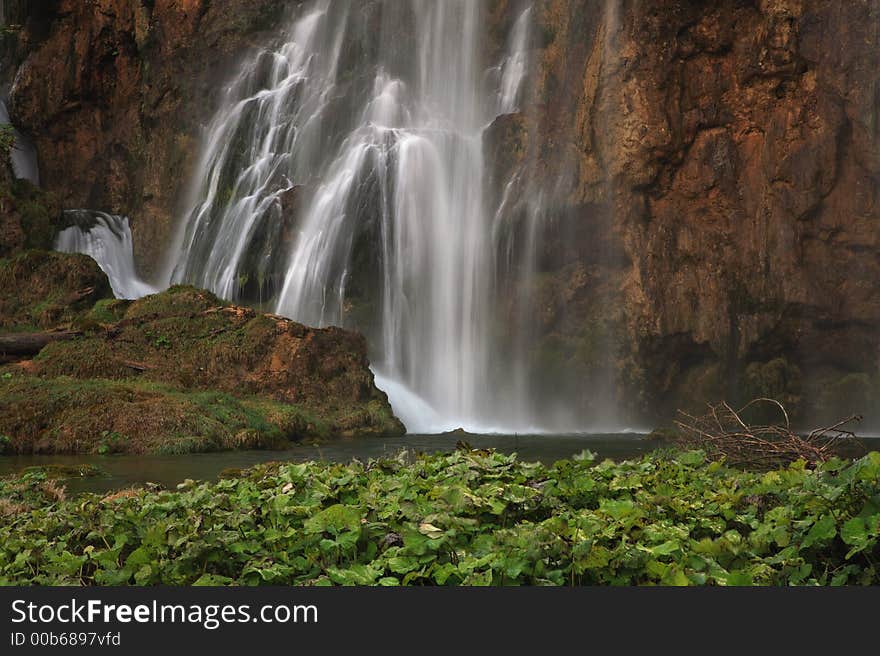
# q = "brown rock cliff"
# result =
<box><xmin>489</xmin><ymin>0</ymin><xmax>880</xmax><ymax>425</ymax></box>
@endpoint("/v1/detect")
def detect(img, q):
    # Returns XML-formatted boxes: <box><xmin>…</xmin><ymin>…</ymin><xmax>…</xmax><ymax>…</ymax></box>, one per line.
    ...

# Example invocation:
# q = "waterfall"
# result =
<box><xmin>493</xmin><ymin>7</ymin><xmax>532</xmax><ymax>115</ymax></box>
<box><xmin>56</xmin><ymin>210</ymin><xmax>157</xmax><ymax>300</ymax></box>
<box><xmin>0</xmin><ymin>100</ymin><xmax>39</xmax><ymax>186</ymax></box>
<box><xmin>171</xmin><ymin>1</ymin><xmax>535</xmax><ymax>432</ymax></box>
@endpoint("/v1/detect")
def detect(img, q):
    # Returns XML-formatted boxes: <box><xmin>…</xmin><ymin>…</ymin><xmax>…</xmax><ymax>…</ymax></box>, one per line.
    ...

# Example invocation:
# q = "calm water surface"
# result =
<box><xmin>1</xmin><ymin>433</ymin><xmax>876</xmax><ymax>495</ymax></box>
<box><xmin>0</xmin><ymin>433</ymin><xmax>655</xmax><ymax>494</ymax></box>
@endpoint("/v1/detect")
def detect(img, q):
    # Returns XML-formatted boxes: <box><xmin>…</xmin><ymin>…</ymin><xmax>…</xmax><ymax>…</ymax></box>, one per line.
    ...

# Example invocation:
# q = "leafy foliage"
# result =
<box><xmin>1</xmin><ymin>449</ymin><xmax>878</xmax><ymax>586</ymax></box>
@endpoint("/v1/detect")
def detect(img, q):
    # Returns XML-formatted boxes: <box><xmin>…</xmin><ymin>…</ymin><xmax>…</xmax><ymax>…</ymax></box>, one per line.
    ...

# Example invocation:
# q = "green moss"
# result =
<box><xmin>0</xmin><ymin>125</ymin><xmax>15</xmax><ymax>158</ymax></box>
<box><xmin>0</xmin><ymin>167</ymin><xmax>64</xmax><ymax>255</ymax></box>
<box><xmin>15</xmin><ymin>180</ymin><xmax>63</xmax><ymax>250</ymax></box>
<box><xmin>87</xmin><ymin>298</ymin><xmax>131</xmax><ymax>325</ymax></box>
<box><xmin>124</xmin><ymin>285</ymin><xmax>226</xmax><ymax>319</ymax></box>
<box><xmin>0</xmin><ymin>375</ymin><xmax>320</xmax><ymax>455</ymax></box>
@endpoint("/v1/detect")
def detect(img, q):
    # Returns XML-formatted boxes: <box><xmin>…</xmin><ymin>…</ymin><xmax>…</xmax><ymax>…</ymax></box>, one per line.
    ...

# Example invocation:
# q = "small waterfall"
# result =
<box><xmin>171</xmin><ymin>1</ymin><xmax>535</xmax><ymax>431</ymax></box>
<box><xmin>0</xmin><ymin>99</ymin><xmax>39</xmax><ymax>186</ymax></box>
<box><xmin>56</xmin><ymin>210</ymin><xmax>157</xmax><ymax>300</ymax></box>
<box><xmin>492</xmin><ymin>7</ymin><xmax>532</xmax><ymax>115</ymax></box>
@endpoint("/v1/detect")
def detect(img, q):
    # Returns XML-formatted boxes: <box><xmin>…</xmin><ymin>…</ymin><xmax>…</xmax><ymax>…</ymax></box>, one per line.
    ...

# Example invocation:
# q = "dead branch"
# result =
<box><xmin>674</xmin><ymin>398</ymin><xmax>863</xmax><ymax>469</ymax></box>
<box><xmin>122</xmin><ymin>360</ymin><xmax>156</xmax><ymax>372</ymax></box>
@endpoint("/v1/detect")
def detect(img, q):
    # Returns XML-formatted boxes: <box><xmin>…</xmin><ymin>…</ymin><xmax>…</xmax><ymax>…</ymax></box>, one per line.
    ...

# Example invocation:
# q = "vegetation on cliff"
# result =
<box><xmin>0</xmin><ymin>146</ymin><xmax>64</xmax><ymax>258</ymax></box>
<box><xmin>0</xmin><ymin>448</ymin><xmax>877</xmax><ymax>586</ymax></box>
<box><xmin>7</xmin><ymin>0</ymin><xmax>294</xmax><ymax>277</ymax></box>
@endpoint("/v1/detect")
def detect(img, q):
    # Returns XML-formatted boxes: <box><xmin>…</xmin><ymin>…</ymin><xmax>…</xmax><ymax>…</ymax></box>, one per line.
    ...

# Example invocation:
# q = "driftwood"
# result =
<box><xmin>674</xmin><ymin>398</ymin><xmax>862</xmax><ymax>468</ymax></box>
<box><xmin>0</xmin><ymin>330</ymin><xmax>81</xmax><ymax>356</ymax></box>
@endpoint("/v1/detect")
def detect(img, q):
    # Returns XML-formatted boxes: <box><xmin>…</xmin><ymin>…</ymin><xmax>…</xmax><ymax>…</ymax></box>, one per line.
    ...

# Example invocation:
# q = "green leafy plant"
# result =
<box><xmin>0</xmin><ymin>449</ymin><xmax>877</xmax><ymax>586</ymax></box>
<box><xmin>97</xmin><ymin>430</ymin><xmax>126</xmax><ymax>455</ymax></box>
<box><xmin>153</xmin><ymin>335</ymin><xmax>172</xmax><ymax>349</ymax></box>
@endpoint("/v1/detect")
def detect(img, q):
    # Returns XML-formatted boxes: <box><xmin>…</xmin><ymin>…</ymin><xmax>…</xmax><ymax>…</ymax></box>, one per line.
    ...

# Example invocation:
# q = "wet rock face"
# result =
<box><xmin>487</xmin><ymin>0</ymin><xmax>880</xmax><ymax>425</ymax></box>
<box><xmin>7</xmin><ymin>0</ymin><xmax>289</xmax><ymax>278</ymax></box>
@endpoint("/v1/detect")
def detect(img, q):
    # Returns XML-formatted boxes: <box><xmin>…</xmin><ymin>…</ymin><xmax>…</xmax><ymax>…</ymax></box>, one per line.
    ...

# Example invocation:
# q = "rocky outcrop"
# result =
<box><xmin>33</xmin><ymin>286</ymin><xmax>403</xmax><ymax>432</ymax></box>
<box><xmin>0</xmin><ymin>269</ymin><xmax>405</xmax><ymax>454</ymax></box>
<box><xmin>488</xmin><ymin>0</ymin><xmax>880</xmax><ymax>426</ymax></box>
<box><xmin>6</xmin><ymin>0</ymin><xmax>290</xmax><ymax>278</ymax></box>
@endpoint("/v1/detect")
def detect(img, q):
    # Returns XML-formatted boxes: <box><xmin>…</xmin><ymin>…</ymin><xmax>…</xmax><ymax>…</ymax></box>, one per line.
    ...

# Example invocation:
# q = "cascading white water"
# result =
<box><xmin>0</xmin><ymin>100</ymin><xmax>40</xmax><ymax>186</ymax></box>
<box><xmin>56</xmin><ymin>210</ymin><xmax>157</xmax><ymax>300</ymax></box>
<box><xmin>493</xmin><ymin>7</ymin><xmax>532</xmax><ymax>116</ymax></box>
<box><xmin>171</xmin><ymin>1</ymin><xmax>534</xmax><ymax>432</ymax></box>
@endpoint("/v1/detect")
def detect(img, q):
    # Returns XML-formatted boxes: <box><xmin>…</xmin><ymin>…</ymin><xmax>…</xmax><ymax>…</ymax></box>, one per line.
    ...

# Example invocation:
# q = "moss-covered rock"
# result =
<box><xmin>33</xmin><ymin>286</ymin><xmax>402</xmax><ymax>432</ymax></box>
<box><xmin>0</xmin><ymin>250</ymin><xmax>113</xmax><ymax>331</ymax></box>
<box><xmin>0</xmin><ymin>282</ymin><xmax>404</xmax><ymax>453</ymax></box>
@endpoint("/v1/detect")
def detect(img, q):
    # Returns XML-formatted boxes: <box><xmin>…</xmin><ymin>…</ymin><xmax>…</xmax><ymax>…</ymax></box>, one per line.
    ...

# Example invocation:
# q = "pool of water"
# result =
<box><xmin>1</xmin><ymin>433</ymin><xmax>876</xmax><ymax>495</ymax></box>
<box><xmin>0</xmin><ymin>433</ymin><xmax>659</xmax><ymax>494</ymax></box>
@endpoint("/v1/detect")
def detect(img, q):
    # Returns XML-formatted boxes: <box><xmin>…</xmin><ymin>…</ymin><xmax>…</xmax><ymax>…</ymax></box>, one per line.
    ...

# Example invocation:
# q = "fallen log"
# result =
<box><xmin>0</xmin><ymin>330</ymin><xmax>81</xmax><ymax>356</ymax></box>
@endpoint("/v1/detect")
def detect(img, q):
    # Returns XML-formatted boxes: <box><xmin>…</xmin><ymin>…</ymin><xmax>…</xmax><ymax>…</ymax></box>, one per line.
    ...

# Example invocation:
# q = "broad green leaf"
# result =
<box><xmin>303</xmin><ymin>504</ymin><xmax>362</xmax><ymax>535</ymax></box>
<box><xmin>802</xmin><ymin>515</ymin><xmax>836</xmax><ymax>549</ymax></box>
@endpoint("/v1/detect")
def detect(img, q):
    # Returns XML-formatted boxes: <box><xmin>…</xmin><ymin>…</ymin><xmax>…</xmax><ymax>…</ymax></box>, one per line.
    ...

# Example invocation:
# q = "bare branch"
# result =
<box><xmin>673</xmin><ymin>399</ymin><xmax>863</xmax><ymax>469</ymax></box>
